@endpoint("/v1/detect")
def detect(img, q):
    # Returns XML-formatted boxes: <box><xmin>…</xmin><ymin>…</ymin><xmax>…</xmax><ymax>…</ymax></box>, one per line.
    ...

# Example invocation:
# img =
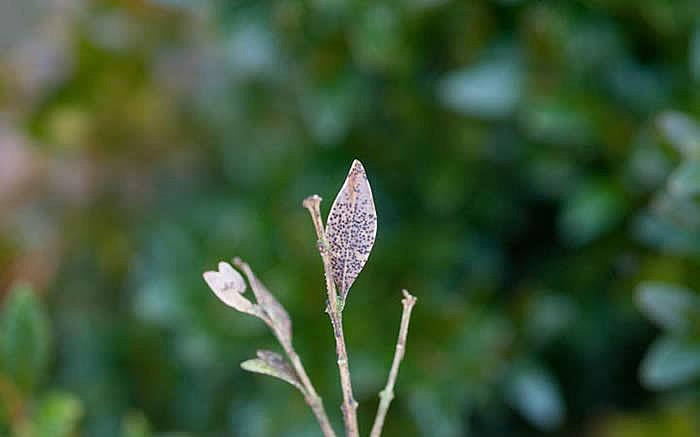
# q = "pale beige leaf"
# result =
<box><xmin>203</xmin><ymin>262</ymin><xmax>257</xmax><ymax>315</ymax></box>
<box><xmin>325</xmin><ymin>159</ymin><xmax>377</xmax><ymax>301</ymax></box>
<box><xmin>218</xmin><ymin>261</ymin><xmax>246</xmax><ymax>291</ymax></box>
<box><xmin>234</xmin><ymin>258</ymin><xmax>292</xmax><ymax>346</ymax></box>
<box><xmin>241</xmin><ymin>350</ymin><xmax>304</xmax><ymax>392</ymax></box>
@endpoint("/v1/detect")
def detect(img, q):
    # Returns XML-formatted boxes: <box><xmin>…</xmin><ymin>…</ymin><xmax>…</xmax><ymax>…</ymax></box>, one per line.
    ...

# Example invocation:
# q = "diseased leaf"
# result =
<box><xmin>203</xmin><ymin>262</ymin><xmax>259</xmax><ymax>316</ymax></box>
<box><xmin>234</xmin><ymin>258</ymin><xmax>292</xmax><ymax>346</ymax></box>
<box><xmin>241</xmin><ymin>350</ymin><xmax>304</xmax><ymax>392</ymax></box>
<box><xmin>325</xmin><ymin>159</ymin><xmax>377</xmax><ymax>302</ymax></box>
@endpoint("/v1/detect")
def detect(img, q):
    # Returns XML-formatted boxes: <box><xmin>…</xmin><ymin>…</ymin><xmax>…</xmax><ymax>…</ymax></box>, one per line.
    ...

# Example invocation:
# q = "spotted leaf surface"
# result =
<box><xmin>325</xmin><ymin>160</ymin><xmax>377</xmax><ymax>301</ymax></box>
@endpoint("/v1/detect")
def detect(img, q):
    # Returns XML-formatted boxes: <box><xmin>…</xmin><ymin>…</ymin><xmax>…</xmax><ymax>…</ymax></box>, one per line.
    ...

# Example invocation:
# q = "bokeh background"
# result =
<box><xmin>2</xmin><ymin>0</ymin><xmax>700</xmax><ymax>436</ymax></box>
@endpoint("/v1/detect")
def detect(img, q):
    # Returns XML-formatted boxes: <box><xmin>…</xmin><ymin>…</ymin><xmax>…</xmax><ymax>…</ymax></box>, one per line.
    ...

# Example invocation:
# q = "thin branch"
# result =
<box><xmin>234</xmin><ymin>255</ymin><xmax>336</xmax><ymax>437</ymax></box>
<box><xmin>283</xmin><ymin>344</ymin><xmax>337</xmax><ymax>437</ymax></box>
<box><xmin>304</xmin><ymin>195</ymin><xmax>361</xmax><ymax>437</ymax></box>
<box><xmin>302</xmin><ymin>195</ymin><xmax>340</xmax><ymax>315</ymax></box>
<box><xmin>329</xmin><ymin>311</ymin><xmax>359</xmax><ymax>436</ymax></box>
<box><xmin>369</xmin><ymin>290</ymin><xmax>417</xmax><ymax>437</ymax></box>
<box><xmin>253</xmin><ymin>310</ymin><xmax>336</xmax><ymax>437</ymax></box>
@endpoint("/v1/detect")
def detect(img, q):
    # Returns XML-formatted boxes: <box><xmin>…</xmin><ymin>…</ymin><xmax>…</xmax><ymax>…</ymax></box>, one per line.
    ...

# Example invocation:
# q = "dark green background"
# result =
<box><xmin>1</xmin><ymin>0</ymin><xmax>700</xmax><ymax>436</ymax></box>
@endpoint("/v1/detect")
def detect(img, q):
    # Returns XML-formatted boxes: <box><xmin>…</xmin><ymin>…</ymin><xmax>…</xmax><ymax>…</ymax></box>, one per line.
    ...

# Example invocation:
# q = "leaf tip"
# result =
<box><xmin>349</xmin><ymin>159</ymin><xmax>368</xmax><ymax>180</ymax></box>
<box><xmin>240</xmin><ymin>358</ymin><xmax>256</xmax><ymax>371</ymax></box>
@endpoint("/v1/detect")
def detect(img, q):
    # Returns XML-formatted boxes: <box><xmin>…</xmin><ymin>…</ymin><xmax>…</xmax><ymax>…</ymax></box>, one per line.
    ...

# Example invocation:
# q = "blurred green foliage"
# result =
<box><xmin>1</xmin><ymin>0</ymin><xmax>700</xmax><ymax>436</ymax></box>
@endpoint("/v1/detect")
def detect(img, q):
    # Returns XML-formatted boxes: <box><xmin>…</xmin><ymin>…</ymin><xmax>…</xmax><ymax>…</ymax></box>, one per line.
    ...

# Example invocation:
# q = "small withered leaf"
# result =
<box><xmin>241</xmin><ymin>350</ymin><xmax>304</xmax><ymax>392</ymax></box>
<box><xmin>203</xmin><ymin>262</ymin><xmax>259</xmax><ymax>316</ymax></box>
<box><xmin>234</xmin><ymin>258</ymin><xmax>292</xmax><ymax>347</ymax></box>
<box><xmin>325</xmin><ymin>160</ymin><xmax>377</xmax><ymax>302</ymax></box>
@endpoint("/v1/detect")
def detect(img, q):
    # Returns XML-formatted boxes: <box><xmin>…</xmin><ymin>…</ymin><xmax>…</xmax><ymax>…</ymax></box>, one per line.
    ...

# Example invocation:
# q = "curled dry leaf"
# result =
<box><xmin>241</xmin><ymin>350</ymin><xmax>305</xmax><ymax>393</ymax></box>
<box><xmin>203</xmin><ymin>262</ymin><xmax>258</xmax><ymax>316</ymax></box>
<box><xmin>325</xmin><ymin>159</ymin><xmax>377</xmax><ymax>302</ymax></box>
<box><xmin>234</xmin><ymin>258</ymin><xmax>292</xmax><ymax>347</ymax></box>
